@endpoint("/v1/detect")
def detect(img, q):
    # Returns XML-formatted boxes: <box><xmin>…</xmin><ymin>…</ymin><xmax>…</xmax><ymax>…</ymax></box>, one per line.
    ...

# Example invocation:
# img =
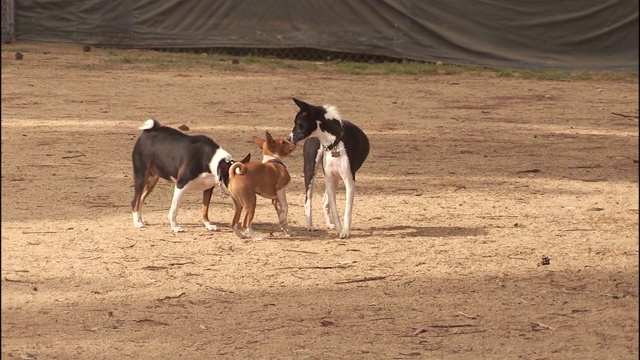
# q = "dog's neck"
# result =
<box><xmin>317</xmin><ymin>119</ymin><xmax>344</xmax><ymax>150</ymax></box>
<box><xmin>261</xmin><ymin>154</ymin><xmax>284</xmax><ymax>164</ymax></box>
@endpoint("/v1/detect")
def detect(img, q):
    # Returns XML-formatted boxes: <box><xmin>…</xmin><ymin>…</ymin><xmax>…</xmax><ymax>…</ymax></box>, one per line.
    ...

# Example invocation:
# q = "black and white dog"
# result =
<box><xmin>288</xmin><ymin>98</ymin><xmax>370</xmax><ymax>239</ymax></box>
<box><xmin>131</xmin><ymin>119</ymin><xmax>243</xmax><ymax>232</ymax></box>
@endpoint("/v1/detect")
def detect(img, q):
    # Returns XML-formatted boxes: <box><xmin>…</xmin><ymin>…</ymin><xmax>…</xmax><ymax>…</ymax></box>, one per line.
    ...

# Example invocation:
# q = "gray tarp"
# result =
<box><xmin>13</xmin><ymin>0</ymin><xmax>639</xmax><ymax>71</ymax></box>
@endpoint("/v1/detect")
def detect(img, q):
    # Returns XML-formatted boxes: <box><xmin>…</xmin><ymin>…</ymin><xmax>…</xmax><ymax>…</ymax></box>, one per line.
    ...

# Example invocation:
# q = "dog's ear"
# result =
<box><xmin>265</xmin><ymin>131</ymin><xmax>274</xmax><ymax>144</ymax></box>
<box><xmin>239</xmin><ymin>153</ymin><xmax>251</xmax><ymax>163</ymax></box>
<box><xmin>293</xmin><ymin>98</ymin><xmax>310</xmax><ymax>110</ymax></box>
<box><xmin>252</xmin><ymin>136</ymin><xmax>265</xmax><ymax>148</ymax></box>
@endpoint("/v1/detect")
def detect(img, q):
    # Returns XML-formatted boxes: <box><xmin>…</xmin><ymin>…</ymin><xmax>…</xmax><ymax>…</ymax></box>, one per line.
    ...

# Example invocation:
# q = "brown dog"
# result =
<box><xmin>227</xmin><ymin>132</ymin><xmax>296</xmax><ymax>240</ymax></box>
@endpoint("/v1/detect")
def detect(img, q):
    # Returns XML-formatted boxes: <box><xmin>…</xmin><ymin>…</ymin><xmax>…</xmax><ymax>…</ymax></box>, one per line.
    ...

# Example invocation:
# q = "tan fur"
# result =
<box><xmin>227</xmin><ymin>131</ymin><xmax>296</xmax><ymax>240</ymax></box>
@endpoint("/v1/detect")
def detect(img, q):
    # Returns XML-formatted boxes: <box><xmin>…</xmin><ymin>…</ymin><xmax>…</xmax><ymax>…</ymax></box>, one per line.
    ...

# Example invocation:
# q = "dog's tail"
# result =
<box><xmin>138</xmin><ymin>119</ymin><xmax>160</xmax><ymax>131</ymax></box>
<box><xmin>229</xmin><ymin>162</ymin><xmax>247</xmax><ymax>178</ymax></box>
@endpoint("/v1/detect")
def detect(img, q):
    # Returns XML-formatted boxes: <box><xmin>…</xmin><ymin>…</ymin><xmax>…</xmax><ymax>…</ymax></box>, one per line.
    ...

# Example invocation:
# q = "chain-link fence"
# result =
<box><xmin>1</xmin><ymin>0</ymin><xmax>14</xmax><ymax>43</ymax></box>
<box><xmin>5</xmin><ymin>0</ymin><xmax>638</xmax><ymax>71</ymax></box>
<box><xmin>153</xmin><ymin>47</ymin><xmax>404</xmax><ymax>64</ymax></box>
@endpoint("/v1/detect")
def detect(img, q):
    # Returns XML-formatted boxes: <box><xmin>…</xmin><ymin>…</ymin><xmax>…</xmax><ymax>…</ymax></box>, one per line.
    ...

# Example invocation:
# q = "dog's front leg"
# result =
<box><xmin>304</xmin><ymin>180</ymin><xmax>315</xmax><ymax>231</ymax></box>
<box><xmin>201</xmin><ymin>187</ymin><xmax>218</xmax><ymax>231</ymax></box>
<box><xmin>274</xmin><ymin>190</ymin><xmax>291</xmax><ymax>236</ymax></box>
<box><xmin>168</xmin><ymin>186</ymin><xmax>187</xmax><ymax>232</ymax></box>
<box><xmin>321</xmin><ymin>190</ymin><xmax>335</xmax><ymax>230</ymax></box>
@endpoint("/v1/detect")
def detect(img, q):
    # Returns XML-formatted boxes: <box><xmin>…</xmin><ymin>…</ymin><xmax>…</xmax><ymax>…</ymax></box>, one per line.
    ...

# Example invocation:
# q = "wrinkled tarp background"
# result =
<box><xmin>12</xmin><ymin>0</ymin><xmax>640</xmax><ymax>71</ymax></box>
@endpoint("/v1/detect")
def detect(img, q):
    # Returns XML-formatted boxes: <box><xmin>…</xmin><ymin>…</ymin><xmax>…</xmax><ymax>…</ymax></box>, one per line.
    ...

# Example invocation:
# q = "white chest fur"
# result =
<box><xmin>322</xmin><ymin>143</ymin><xmax>350</xmax><ymax>177</ymax></box>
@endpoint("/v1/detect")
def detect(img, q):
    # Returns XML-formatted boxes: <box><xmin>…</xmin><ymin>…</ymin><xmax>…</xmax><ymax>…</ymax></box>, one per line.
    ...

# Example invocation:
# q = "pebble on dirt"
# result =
<box><xmin>15</xmin><ymin>52</ymin><xmax>23</xmax><ymax>60</ymax></box>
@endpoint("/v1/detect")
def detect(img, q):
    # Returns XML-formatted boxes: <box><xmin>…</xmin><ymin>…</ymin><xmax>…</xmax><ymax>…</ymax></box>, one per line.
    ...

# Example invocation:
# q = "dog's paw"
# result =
<box><xmin>204</xmin><ymin>223</ymin><xmax>218</xmax><ymax>231</ymax></box>
<box><xmin>233</xmin><ymin>227</ymin><xmax>247</xmax><ymax>239</ymax></box>
<box><xmin>338</xmin><ymin>230</ymin><xmax>350</xmax><ymax>239</ymax></box>
<box><xmin>172</xmin><ymin>226</ymin><xmax>184</xmax><ymax>233</ymax></box>
<box><xmin>134</xmin><ymin>221</ymin><xmax>146</xmax><ymax>229</ymax></box>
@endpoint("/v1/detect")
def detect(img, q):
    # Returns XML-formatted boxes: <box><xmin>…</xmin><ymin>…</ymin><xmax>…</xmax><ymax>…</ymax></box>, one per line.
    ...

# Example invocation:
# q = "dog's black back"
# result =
<box><xmin>132</xmin><ymin>121</ymin><xmax>231</xmax><ymax>188</ymax></box>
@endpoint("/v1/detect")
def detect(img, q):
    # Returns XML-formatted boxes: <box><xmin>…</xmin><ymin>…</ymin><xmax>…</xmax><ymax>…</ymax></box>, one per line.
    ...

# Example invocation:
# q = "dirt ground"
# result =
<box><xmin>1</xmin><ymin>42</ymin><xmax>638</xmax><ymax>360</ymax></box>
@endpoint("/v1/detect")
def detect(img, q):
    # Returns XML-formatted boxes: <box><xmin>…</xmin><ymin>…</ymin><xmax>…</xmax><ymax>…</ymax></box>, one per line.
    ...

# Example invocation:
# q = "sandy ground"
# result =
<box><xmin>1</xmin><ymin>42</ymin><xmax>639</xmax><ymax>360</ymax></box>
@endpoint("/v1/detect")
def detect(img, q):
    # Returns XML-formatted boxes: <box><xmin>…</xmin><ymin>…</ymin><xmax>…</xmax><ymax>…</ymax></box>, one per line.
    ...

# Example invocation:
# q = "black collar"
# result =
<box><xmin>267</xmin><ymin>158</ymin><xmax>286</xmax><ymax>168</ymax></box>
<box><xmin>325</xmin><ymin>125</ymin><xmax>345</xmax><ymax>151</ymax></box>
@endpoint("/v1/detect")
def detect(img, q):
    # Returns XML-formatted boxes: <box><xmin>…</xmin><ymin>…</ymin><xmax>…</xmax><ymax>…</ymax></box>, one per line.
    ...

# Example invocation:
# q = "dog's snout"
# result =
<box><xmin>288</xmin><ymin>133</ymin><xmax>300</xmax><ymax>145</ymax></box>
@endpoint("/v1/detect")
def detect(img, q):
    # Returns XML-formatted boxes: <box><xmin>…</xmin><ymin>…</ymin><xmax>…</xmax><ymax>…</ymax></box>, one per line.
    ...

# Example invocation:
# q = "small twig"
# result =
<box><xmin>336</xmin><ymin>275</ymin><xmax>388</xmax><ymax>284</ymax></box>
<box><xmin>427</xmin><ymin>324</ymin><xmax>478</xmax><ymax>328</ymax></box>
<box><xmin>157</xmin><ymin>292</ymin><xmax>186</xmax><ymax>301</ymax></box>
<box><xmin>283</xmin><ymin>249</ymin><xmax>318</xmax><ymax>255</ymax></box>
<box><xmin>142</xmin><ymin>265</ymin><xmax>168</xmax><ymax>271</ymax></box>
<box><xmin>568</xmin><ymin>164</ymin><xmax>601</xmax><ymax>169</ymax></box>
<box><xmin>168</xmin><ymin>261</ymin><xmax>194</xmax><ymax>266</ymax></box>
<box><xmin>602</xmin><ymin>293</ymin><xmax>624</xmax><ymax>299</ymax></box>
<box><xmin>611</xmin><ymin>112</ymin><xmax>639</xmax><ymax>118</ymax></box>
<box><xmin>157</xmin><ymin>238</ymin><xmax>191</xmax><ymax>243</ymax></box>
<box><xmin>22</xmin><ymin>231</ymin><xmax>60</xmax><ymax>234</ymax></box>
<box><xmin>457</xmin><ymin>312</ymin><xmax>477</xmax><ymax>319</ymax></box>
<box><xmin>531</xmin><ymin>322</ymin><xmax>556</xmax><ymax>331</ymax></box>
<box><xmin>3</xmin><ymin>277</ymin><xmax>31</xmax><ymax>283</ymax></box>
<box><xmin>87</xmin><ymin>204</ymin><xmax>127</xmax><ymax>208</ymax></box>
<box><xmin>367</xmin><ymin>317</ymin><xmax>396</xmax><ymax>322</ymax></box>
<box><xmin>62</xmin><ymin>154</ymin><xmax>86</xmax><ymax>159</ymax></box>
<box><xmin>276</xmin><ymin>264</ymin><xmax>353</xmax><ymax>270</ymax></box>
<box><xmin>477</xmin><ymin>215</ymin><xmax>520</xmax><ymax>219</ymax></box>
<box><xmin>516</xmin><ymin>169</ymin><xmax>541</xmax><ymax>174</ymax></box>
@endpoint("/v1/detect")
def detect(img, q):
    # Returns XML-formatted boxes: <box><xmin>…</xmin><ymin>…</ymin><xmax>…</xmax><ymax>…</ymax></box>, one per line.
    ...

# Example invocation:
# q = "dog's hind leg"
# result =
<box><xmin>131</xmin><ymin>167</ymin><xmax>153</xmax><ymax>229</ymax></box>
<box><xmin>230</xmin><ymin>196</ymin><xmax>247</xmax><ymax>239</ymax></box>
<box><xmin>201</xmin><ymin>187</ymin><xmax>218</xmax><ymax>231</ymax></box>
<box><xmin>242</xmin><ymin>195</ymin><xmax>264</xmax><ymax>240</ymax></box>
<box><xmin>304</xmin><ymin>182</ymin><xmax>315</xmax><ymax>231</ymax></box>
<box><xmin>140</xmin><ymin>174</ymin><xmax>160</xmax><ymax>204</ymax></box>
<box><xmin>340</xmin><ymin>176</ymin><xmax>356</xmax><ymax>239</ymax></box>
<box><xmin>168</xmin><ymin>186</ymin><xmax>188</xmax><ymax>232</ymax></box>
<box><xmin>303</xmin><ymin>138</ymin><xmax>322</xmax><ymax>231</ymax></box>
<box><xmin>323</xmin><ymin>175</ymin><xmax>342</xmax><ymax>235</ymax></box>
